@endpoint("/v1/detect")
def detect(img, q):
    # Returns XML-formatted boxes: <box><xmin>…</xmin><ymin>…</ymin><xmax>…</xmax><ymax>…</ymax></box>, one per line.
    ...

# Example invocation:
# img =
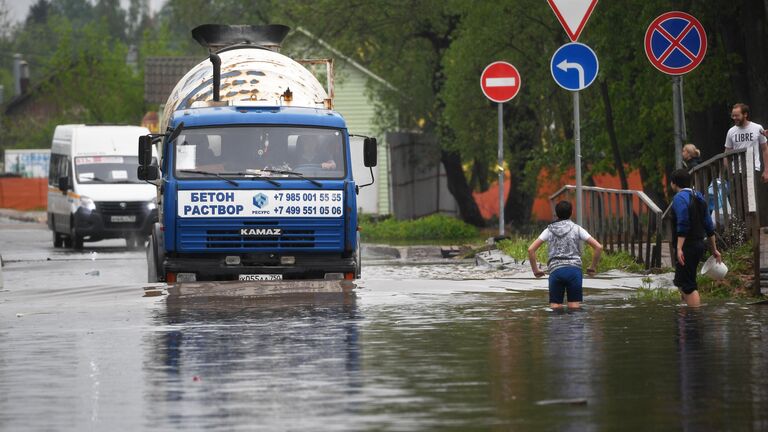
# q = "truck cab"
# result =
<box><xmin>138</xmin><ymin>24</ymin><xmax>376</xmax><ymax>282</ymax></box>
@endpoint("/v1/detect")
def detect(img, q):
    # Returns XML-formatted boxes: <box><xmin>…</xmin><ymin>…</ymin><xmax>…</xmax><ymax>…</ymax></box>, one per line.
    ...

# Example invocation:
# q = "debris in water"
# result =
<box><xmin>193</xmin><ymin>376</ymin><xmax>201</xmax><ymax>382</ymax></box>
<box><xmin>85</xmin><ymin>270</ymin><xmax>100</xmax><ymax>276</ymax></box>
<box><xmin>535</xmin><ymin>398</ymin><xmax>588</xmax><ymax>406</ymax></box>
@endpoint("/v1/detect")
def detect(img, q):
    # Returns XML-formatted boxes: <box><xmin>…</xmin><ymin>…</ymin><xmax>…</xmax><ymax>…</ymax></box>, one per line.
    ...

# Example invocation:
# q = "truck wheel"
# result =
<box><xmin>355</xmin><ymin>232</ymin><xmax>362</xmax><ymax>279</ymax></box>
<box><xmin>147</xmin><ymin>234</ymin><xmax>162</xmax><ymax>282</ymax></box>
<box><xmin>53</xmin><ymin>232</ymin><xmax>63</xmax><ymax>248</ymax></box>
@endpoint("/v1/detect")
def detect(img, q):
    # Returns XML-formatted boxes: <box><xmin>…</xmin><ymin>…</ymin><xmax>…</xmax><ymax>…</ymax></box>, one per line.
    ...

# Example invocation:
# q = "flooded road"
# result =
<box><xmin>1</xmin><ymin>220</ymin><xmax>767</xmax><ymax>430</ymax></box>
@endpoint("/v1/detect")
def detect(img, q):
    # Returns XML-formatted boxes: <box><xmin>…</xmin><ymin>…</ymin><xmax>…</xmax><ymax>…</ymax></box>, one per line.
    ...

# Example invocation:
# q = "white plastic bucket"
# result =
<box><xmin>701</xmin><ymin>255</ymin><xmax>728</xmax><ymax>280</ymax></box>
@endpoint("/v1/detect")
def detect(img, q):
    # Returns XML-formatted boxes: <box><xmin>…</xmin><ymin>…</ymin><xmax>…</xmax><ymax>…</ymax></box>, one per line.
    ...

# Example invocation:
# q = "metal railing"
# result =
<box><xmin>684</xmin><ymin>148</ymin><xmax>755</xmax><ymax>231</ymax></box>
<box><xmin>662</xmin><ymin>148</ymin><xmax>756</xmax><ymax>238</ymax></box>
<box><xmin>549</xmin><ymin>185</ymin><xmax>663</xmax><ymax>269</ymax></box>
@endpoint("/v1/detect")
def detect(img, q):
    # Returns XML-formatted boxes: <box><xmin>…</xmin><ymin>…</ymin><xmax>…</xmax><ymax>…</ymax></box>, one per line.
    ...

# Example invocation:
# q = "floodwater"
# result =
<box><xmin>1</xmin><ymin>222</ymin><xmax>767</xmax><ymax>430</ymax></box>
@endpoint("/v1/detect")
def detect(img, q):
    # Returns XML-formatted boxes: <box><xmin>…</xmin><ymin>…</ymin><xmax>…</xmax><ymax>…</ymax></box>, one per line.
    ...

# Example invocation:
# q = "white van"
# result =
<box><xmin>47</xmin><ymin>125</ymin><xmax>158</xmax><ymax>249</ymax></box>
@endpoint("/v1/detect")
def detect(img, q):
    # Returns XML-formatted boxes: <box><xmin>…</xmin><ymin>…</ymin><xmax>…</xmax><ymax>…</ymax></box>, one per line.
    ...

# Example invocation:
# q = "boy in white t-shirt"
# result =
<box><xmin>528</xmin><ymin>201</ymin><xmax>603</xmax><ymax>310</ymax></box>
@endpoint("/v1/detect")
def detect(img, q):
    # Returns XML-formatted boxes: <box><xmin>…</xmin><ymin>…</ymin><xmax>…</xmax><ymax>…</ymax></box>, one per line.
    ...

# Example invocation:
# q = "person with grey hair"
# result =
<box><xmin>528</xmin><ymin>201</ymin><xmax>603</xmax><ymax>310</ymax></box>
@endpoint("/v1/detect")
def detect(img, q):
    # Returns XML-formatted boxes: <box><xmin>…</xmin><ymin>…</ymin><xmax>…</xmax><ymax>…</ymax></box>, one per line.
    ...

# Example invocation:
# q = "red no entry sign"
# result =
<box><xmin>644</xmin><ymin>11</ymin><xmax>707</xmax><ymax>75</ymax></box>
<box><xmin>480</xmin><ymin>61</ymin><xmax>521</xmax><ymax>103</ymax></box>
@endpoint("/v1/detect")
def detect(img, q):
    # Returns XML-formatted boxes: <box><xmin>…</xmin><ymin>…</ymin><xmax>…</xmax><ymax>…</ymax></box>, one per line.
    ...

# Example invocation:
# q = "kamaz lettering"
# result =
<box><xmin>240</xmin><ymin>228</ymin><xmax>282</xmax><ymax>236</ymax></box>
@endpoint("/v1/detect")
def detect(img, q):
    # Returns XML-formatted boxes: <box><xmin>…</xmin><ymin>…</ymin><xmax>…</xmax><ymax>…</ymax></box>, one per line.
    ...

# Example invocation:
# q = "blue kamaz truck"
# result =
<box><xmin>137</xmin><ymin>24</ymin><xmax>376</xmax><ymax>282</ymax></box>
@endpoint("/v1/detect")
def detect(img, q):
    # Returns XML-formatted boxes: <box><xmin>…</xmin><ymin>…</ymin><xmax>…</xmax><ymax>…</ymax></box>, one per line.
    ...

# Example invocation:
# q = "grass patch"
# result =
<box><xmin>360</xmin><ymin>214</ymin><xmax>480</xmax><ymax>243</ymax></box>
<box><xmin>632</xmin><ymin>241</ymin><xmax>758</xmax><ymax>300</ymax></box>
<box><xmin>496</xmin><ymin>237</ymin><xmax>547</xmax><ymax>263</ymax></box>
<box><xmin>633</xmin><ymin>277</ymin><xmax>680</xmax><ymax>301</ymax></box>
<box><xmin>696</xmin><ymin>241</ymin><xmax>755</xmax><ymax>298</ymax></box>
<box><xmin>496</xmin><ymin>237</ymin><xmax>644</xmax><ymax>273</ymax></box>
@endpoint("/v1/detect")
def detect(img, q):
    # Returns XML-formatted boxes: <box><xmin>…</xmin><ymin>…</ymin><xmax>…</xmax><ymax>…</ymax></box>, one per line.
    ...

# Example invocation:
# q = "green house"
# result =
<box><xmin>284</xmin><ymin>28</ymin><xmax>395</xmax><ymax>216</ymax></box>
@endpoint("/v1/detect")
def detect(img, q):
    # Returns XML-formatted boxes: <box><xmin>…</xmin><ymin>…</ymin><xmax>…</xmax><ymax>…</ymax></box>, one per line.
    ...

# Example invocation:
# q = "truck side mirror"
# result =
<box><xmin>138</xmin><ymin>165</ymin><xmax>159</xmax><ymax>181</ymax></box>
<box><xmin>138</xmin><ymin>135</ymin><xmax>153</xmax><ymax>166</ymax></box>
<box><xmin>363</xmin><ymin>137</ymin><xmax>377</xmax><ymax>167</ymax></box>
<box><xmin>58</xmin><ymin>176</ymin><xmax>69</xmax><ymax>194</ymax></box>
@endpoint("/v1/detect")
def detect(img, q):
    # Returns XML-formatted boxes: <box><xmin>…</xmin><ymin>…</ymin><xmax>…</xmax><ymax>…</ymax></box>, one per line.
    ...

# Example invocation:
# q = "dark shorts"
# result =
<box><xmin>674</xmin><ymin>240</ymin><xmax>705</xmax><ymax>294</ymax></box>
<box><xmin>548</xmin><ymin>266</ymin><xmax>583</xmax><ymax>304</ymax></box>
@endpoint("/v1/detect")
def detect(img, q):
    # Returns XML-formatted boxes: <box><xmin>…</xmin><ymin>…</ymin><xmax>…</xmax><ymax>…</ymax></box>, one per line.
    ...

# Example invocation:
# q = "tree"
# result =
<box><xmin>285</xmin><ymin>0</ymin><xmax>486</xmax><ymax>225</ymax></box>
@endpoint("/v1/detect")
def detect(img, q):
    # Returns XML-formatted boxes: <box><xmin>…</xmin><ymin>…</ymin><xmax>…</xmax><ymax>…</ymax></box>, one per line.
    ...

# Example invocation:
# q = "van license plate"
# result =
<box><xmin>239</xmin><ymin>274</ymin><xmax>283</xmax><ymax>281</ymax></box>
<box><xmin>111</xmin><ymin>215</ymin><xmax>136</xmax><ymax>223</ymax></box>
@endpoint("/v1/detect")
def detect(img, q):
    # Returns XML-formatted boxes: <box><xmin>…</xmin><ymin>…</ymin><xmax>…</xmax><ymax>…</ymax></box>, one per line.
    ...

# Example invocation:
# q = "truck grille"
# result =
<box><xmin>177</xmin><ymin>219</ymin><xmax>344</xmax><ymax>251</ymax></box>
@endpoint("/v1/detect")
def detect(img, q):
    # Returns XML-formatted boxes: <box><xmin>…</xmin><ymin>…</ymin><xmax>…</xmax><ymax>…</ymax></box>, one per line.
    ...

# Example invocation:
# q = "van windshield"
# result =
<box><xmin>173</xmin><ymin>126</ymin><xmax>345</xmax><ymax>180</ymax></box>
<box><xmin>75</xmin><ymin>156</ymin><xmax>143</xmax><ymax>184</ymax></box>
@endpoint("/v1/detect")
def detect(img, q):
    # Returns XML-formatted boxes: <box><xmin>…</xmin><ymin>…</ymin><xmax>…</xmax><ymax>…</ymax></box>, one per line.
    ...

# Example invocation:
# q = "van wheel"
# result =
<box><xmin>63</xmin><ymin>235</ymin><xmax>73</xmax><ymax>248</ymax></box>
<box><xmin>53</xmin><ymin>232</ymin><xmax>63</xmax><ymax>248</ymax></box>
<box><xmin>126</xmin><ymin>235</ymin><xmax>143</xmax><ymax>249</ymax></box>
<box><xmin>71</xmin><ymin>230</ymin><xmax>83</xmax><ymax>250</ymax></box>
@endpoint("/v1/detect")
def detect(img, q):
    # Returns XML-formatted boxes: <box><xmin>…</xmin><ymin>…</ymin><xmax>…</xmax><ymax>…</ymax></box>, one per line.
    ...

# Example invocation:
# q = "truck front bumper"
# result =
<box><xmin>163</xmin><ymin>252</ymin><xmax>357</xmax><ymax>281</ymax></box>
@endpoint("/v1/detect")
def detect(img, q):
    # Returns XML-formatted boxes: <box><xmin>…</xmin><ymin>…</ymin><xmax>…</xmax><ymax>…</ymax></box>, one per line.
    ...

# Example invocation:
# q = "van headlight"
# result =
<box><xmin>80</xmin><ymin>196</ymin><xmax>96</xmax><ymax>211</ymax></box>
<box><xmin>146</xmin><ymin>198</ymin><xmax>157</xmax><ymax>211</ymax></box>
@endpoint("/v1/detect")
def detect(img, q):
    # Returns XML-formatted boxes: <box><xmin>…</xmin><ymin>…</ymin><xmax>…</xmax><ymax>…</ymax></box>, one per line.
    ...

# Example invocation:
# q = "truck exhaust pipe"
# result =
<box><xmin>209</xmin><ymin>53</ymin><xmax>221</xmax><ymax>102</ymax></box>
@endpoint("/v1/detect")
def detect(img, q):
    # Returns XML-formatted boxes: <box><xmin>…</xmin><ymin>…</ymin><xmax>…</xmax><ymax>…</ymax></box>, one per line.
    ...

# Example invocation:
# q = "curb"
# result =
<box><xmin>0</xmin><ymin>209</ymin><xmax>46</xmax><ymax>224</ymax></box>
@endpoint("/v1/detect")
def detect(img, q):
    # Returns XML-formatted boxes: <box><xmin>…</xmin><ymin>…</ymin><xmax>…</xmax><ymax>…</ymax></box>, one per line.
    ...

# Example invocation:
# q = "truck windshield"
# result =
<box><xmin>173</xmin><ymin>126</ymin><xmax>345</xmax><ymax>180</ymax></box>
<box><xmin>75</xmin><ymin>156</ymin><xmax>144</xmax><ymax>183</ymax></box>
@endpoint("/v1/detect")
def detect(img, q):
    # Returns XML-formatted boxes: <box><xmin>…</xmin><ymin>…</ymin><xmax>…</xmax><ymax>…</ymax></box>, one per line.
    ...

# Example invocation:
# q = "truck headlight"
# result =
<box><xmin>146</xmin><ymin>198</ymin><xmax>157</xmax><ymax>211</ymax></box>
<box><xmin>80</xmin><ymin>196</ymin><xmax>96</xmax><ymax>211</ymax></box>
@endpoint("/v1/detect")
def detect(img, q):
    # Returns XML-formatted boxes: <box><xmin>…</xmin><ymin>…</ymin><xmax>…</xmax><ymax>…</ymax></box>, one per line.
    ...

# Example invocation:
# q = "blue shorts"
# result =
<box><xmin>548</xmin><ymin>266</ymin><xmax>583</xmax><ymax>304</ymax></box>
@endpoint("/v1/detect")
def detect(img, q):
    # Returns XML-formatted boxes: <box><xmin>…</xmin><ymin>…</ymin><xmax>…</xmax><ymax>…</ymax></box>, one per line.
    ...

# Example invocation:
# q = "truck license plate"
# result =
<box><xmin>239</xmin><ymin>274</ymin><xmax>283</xmax><ymax>281</ymax></box>
<box><xmin>110</xmin><ymin>215</ymin><xmax>136</xmax><ymax>223</ymax></box>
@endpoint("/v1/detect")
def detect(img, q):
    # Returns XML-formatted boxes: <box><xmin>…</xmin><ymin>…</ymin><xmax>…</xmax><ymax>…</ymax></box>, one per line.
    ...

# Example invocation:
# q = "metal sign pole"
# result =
<box><xmin>680</xmin><ymin>75</ymin><xmax>687</xmax><ymax>142</ymax></box>
<box><xmin>573</xmin><ymin>91</ymin><xmax>582</xmax><ymax>225</ymax></box>
<box><xmin>498</xmin><ymin>102</ymin><xmax>505</xmax><ymax>236</ymax></box>
<box><xmin>673</xmin><ymin>76</ymin><xmax>682</xmax><ymax>169</ymax></box>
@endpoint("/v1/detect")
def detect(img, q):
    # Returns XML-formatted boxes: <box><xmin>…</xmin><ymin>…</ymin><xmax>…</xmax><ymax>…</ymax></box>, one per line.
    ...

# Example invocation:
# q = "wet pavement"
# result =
<box><xmin>1</xmin><ymin>218</ymin><xmax>767</xmax><ymax>430</ymax></box>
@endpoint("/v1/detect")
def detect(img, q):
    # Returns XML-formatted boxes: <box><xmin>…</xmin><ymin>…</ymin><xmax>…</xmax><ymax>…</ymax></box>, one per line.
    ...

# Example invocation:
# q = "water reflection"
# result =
<box><xmin>144</xmin><ymin>281</ymin><xmax>361</xmax><ymax>430</ymax></box>
<box><xmin>488</xmin><ymin>305</ymin><xmax>602</xmax><ymax>431</ymax></box>
<box><xmin>676</xmin><ymin>308</ymin><xmax>706</xmax><ymax>432</ymax></box>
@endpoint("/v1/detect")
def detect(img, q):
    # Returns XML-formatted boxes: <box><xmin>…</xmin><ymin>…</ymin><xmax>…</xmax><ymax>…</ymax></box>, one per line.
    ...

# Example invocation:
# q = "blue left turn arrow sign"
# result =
<box><xmin>550</xmin><ymin>42</ymin><xmax>599</xmax><ymax>91</ymax></box>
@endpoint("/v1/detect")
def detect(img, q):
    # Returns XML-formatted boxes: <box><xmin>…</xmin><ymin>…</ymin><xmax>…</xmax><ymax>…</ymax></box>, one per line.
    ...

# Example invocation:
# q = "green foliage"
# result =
<box><xmin>0</xmin><ymin>2</ymin><xmax>144</xmax><ymax>150</ymax></box>
<box><xmin>696</xmin><ymin>241</ymin><xmax>755</xmax><ymax>298</ymax></box>
<box><xmin>0</xmin><ymin>0</ymin><xmax>764</xmax><ymax>217</ymax></box>
<box><xmin>360</xmin><ymin>214</ymin><xmax>479</xmax><ymax>243</ymax></box>
<box><xmin>498</xmin><ymin>236</ymin><xmax>643</xmax><ymax>273</ymax></box>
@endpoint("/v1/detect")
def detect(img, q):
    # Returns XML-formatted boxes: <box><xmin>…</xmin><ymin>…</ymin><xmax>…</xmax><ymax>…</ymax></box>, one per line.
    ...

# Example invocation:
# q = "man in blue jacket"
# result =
<box><xmin>670</xmin><ymin>169</ymin><xmax>722</xmax><ymax>307</ymax></box>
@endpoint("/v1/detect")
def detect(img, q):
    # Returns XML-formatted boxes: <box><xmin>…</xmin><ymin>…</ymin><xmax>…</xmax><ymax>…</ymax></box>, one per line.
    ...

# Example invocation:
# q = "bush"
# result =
<box><xmin>360</xmin><ymin>214</ymin><xmax>479</xmax><ymax>242</ymax></box>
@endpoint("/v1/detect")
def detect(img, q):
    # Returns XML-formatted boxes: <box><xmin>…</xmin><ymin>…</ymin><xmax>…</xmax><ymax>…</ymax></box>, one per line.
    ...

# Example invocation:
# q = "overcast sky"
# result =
<box><xmin>6</xmin><ymin>0</ymin><xmax>166</xmax><ymax>23</ymax></box>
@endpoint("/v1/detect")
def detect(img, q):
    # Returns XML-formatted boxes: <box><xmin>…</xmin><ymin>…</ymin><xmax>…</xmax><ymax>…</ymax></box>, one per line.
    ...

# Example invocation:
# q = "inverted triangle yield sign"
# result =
<box><xmin>547</xmin><ymin>0</ymin><xmax>598</xmax><ymax>42</ymax></box>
